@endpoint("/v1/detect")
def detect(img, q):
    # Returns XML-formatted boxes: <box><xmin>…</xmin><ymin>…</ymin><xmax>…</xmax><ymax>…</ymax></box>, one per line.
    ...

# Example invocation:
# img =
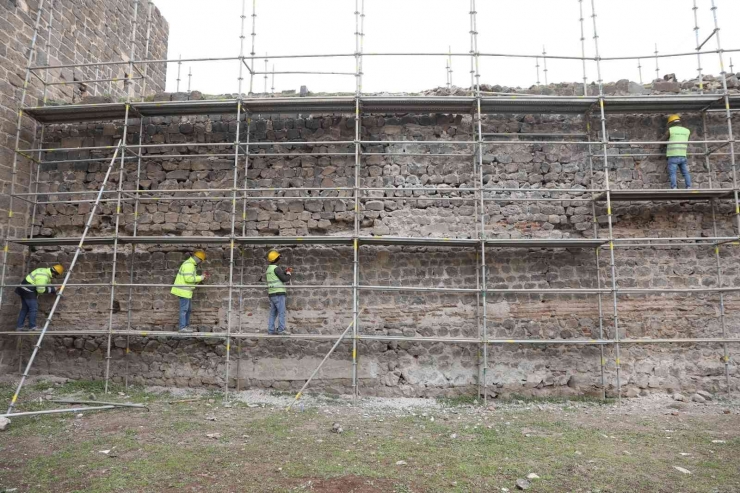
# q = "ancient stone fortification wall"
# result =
<box><xmin>0</xmin><ymin>102</ymin><xmax>738</xmax><ymax>398</ymax></box>
<box><xmin>0</xmin><ymin>0</ymin><xmax>168</xmax><ymax>286</ymax></box>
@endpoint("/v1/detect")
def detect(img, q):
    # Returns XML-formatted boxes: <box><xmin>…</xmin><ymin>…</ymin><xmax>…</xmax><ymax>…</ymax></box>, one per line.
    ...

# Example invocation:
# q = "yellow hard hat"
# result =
<box><xmin>193</xmin><ymin>250</ymin><xmax>206</xmax><ymax>261</ymax></box>
<box><xmin>51</xmin><ymin>264</ymin><xmax>64</xmax><ymax>276</ymax></box>
<box><xmin>667</xmin><ymin>114</ymin><xmax>681</xmax><ymax>124</ymax></box>
<box><xmin>267</xmin><ymin>250</ymin><xmax>281</xmax><ymax>262</ymax></box>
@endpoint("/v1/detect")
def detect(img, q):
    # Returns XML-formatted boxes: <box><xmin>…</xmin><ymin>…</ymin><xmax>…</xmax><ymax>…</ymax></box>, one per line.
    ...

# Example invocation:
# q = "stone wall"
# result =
<box><xmin>1</xmin><ymin>103</ymin><xmax>738</xmax><ymax>398</ymax></box>
<box><xmin>0</xmin><ymin>0</ymin><xmax>168</xmax><ymax>292</ymax></box>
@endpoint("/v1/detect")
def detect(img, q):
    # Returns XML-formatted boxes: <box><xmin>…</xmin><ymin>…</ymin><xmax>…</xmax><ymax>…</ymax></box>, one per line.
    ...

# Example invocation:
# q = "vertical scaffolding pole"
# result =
<box><xmin>248</xmin><ymin>0</ymin><xmax>257</xmax><ymax>96</ymax></box>
<box><xmin>237</xmin><ymin>0</ymin><xmax>252</xmax><ymax>395</ymax></box>
<box><xmin>0</xmin><ymin>0</ymin><xmax>46</xmax><ymax>315</ymax></box>
<box><xmin>710</xmin><ymin>0</ymin><xmax>737</xmax><ymax>391</ymax></box>
<box><xmin>580</xmin><ymin>3</ymin><xmax>605</xmax><ymax>398</ymax></box>
<box><xmin>703</xmin><ymin>113</ymin><xmax>730</xmax><ymax>392</ymax></box>
<box><xmin>637</xmin><ymin>58</ymin><xmax>643</xmax><ymax>85</ymax></box>
<box><xmin>654</xmin><ymin>43</ymin><xmax>660</xmax><ymax>81</ymax></box>
<box><xmin>124</xmin><ymin>0</ymin><xmax>153</xmax><ymax>388</ymax></box>
<box><xmin>542</xmin><ymin>46</ymin><xmax>548</xmax><ymax>85</ymax></box>
<box><xmin>470</xmin><ymin>0</ymin><xmax>487</xmax><ymax>405</ymax></box>
<box><xmin>468</xmin><ymin>6</ymin><xmax>475</xmax><ymax>90</ymax></box>
<box><xmin>223</xmin><ymin>0</ymin><xmax>249</xmax><ymax>401</ymax></box>
<box><xmin>28</xmin><ymin>0</ymin><xmax>55</xmax><ymax>245</ymax></box>
<box><xmin>176</xmin><ymin>54</ymin><xmax>182</xmax><ymax>92</ymax></box>
<box><xmin>351</xmin><ymin>0</ymin><xmax>365</xmax><ymax>402</ymax></box>
<box><xmin>535</xmin><ymin>57</ymin><xmax>540</xmax><ymax>86</ymax></box>
<box><xmin>586</xmin><ymin>116</ymin><xmax>606</xmax><ymax>399</ymax></box>
<box><xmin>692</xmin><ymin>0</ymin><xmax>704</xmax><ymax>92</ymax></box>
<box><xmin>578</xmin><ymin>0</ymin><xmax>588</xmax><ymax>96</ymax></box>
<box><xmin>6</xmin><ymin>143</ymin><xmax>122</xmax><ymax>414</ymax></box>
<box><xmin>104</xmin><ymin>0</ymin><xmax>139</xmax><ymax>394</ymax></box>
<box><xmin>236</xmin><ymin>115</ymin><xmax>252</xmax><ymax>392</ymax></box>
<box><xmin>590</xmin><ymin>0</ymin><xmax>622</xmax><ymax>402</ymax></box>
<box><xmin>188</xmin><ymin>67</ymin><xmax>192</xmax><ymax>93</ymax></box>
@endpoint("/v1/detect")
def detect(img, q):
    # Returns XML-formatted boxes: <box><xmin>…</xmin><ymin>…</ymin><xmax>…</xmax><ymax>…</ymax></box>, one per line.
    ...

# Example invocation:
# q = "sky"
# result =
<box><xmin>150</xmin><ymin>0</ymin><xmax>740</xmax><ymax>95</ymax></box>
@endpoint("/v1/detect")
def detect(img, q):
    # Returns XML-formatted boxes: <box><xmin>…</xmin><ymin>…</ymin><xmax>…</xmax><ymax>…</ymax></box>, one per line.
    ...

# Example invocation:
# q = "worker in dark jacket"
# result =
<box><xmin>15</xmin><ymin>264</ymin><xmax>64</xmax><ymax>331</ymax></box>
<box><xmin>265</xmin><ymin>250</ymin><xmax>292</xmax><ymax>335</ymax></box>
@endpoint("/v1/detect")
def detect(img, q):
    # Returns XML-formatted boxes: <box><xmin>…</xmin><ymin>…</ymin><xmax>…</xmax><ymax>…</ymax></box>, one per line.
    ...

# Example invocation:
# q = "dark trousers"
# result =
<box><xmin>15</xmin><ymin>287</ymin><xmax>39</xmax><ymax>329</ymax></box>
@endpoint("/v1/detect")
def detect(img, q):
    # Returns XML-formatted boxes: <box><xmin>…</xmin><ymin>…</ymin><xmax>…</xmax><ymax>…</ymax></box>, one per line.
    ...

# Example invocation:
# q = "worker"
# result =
<box><xmin>15</xmin><ymin>264</ymin><xmax>64</xmax><ymax>331</ymax></box>
<box><xmin>265</xmin><ymin>250</ymin><xmax>292</xmax><ymax>335</ymax></box>
<box><xmin>662</xmin><ymin>114</ymin><xmax>692</xmax><ymax>189</ymax></box>
<box><xmin>171</xmin><ymin>250</ymin><xmax>208</xmax><ymax>333</ymax></box>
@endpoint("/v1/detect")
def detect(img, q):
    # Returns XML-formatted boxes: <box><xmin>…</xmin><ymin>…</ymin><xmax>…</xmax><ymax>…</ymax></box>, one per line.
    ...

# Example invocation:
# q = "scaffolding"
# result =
<box><xmin>1</xmin><ymin>0</ymin><xmax>740</xmax><ymax>416</ymax></box>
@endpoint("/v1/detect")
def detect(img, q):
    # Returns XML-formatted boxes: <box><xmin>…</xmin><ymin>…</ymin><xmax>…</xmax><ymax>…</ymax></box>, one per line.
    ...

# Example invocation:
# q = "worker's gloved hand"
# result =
<box><xmin>286</xmin><ymin>267</ymin><xmax>293</xmax><ymax>275</ymax></box>
<box><xmin>47</xmin><ymin>286</ymin><xmax>56</xmax><ymax>295</ymax></box>
<box><xmin>203</xmin><ymin>271</ymin><xmax>210</xmax><ymax>281</ymax></box>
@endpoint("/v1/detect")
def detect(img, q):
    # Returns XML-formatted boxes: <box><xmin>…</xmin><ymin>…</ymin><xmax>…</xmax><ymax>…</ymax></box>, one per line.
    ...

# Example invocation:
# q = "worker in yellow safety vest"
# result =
<box><xmin>661</xmin><ymin>114</ymin><xmax>692</xmax><ymax>189</ymax></box>
<box><xmin>171</xmin><ymin>250</ymin><xmax>208</xmax><ymax>333</ymax></box>
<box><xmin>15</xmin><ymin>264</ymin><xmax>64</xmax><ymax>331</ymax></box>
<box><xmin>265</xmin><ymin>250</ymin><xmax>292</xmax><ymax>335</ymax></box>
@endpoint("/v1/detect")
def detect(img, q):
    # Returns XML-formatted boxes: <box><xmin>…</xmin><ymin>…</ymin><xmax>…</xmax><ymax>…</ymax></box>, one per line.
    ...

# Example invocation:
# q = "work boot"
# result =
<box><xmin>277</xmin><ymin>330</ymin><xmax>291</xmax><ymax>336</ymax></box>
<box><xmin>15</xmin><ymin>326</ymin><xmax>30</xmax><ymax>332</ymax></box>
<box><xmin>179</xmin><ymin>326</ymin><xmax>194</xmax><ymax>333</ymax></box>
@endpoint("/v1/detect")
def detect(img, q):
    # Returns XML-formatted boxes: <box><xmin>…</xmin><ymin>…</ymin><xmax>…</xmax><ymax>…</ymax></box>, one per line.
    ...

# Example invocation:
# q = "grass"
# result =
<box><xmin>0</xmin><ymin>381</ymin><xmax>738</xmax><ymax>492</ymax></box>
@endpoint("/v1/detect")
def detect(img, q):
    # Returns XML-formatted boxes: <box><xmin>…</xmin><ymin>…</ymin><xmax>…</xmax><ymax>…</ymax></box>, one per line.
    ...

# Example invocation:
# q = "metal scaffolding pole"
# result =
<box><xmin>470</xmin><ymin>0</ymin><xmax>487</xmax><ymax>405</ymax></box>
<box><xmin>176</xmin><ymin>54</ymin><xmax>182</xmax><ymax>92</ymax></box>
<box><xmin>223</xmin><ymin>0</ymin><xmax>249</xmax><ymax>401</ymax></box>
<box><xmin>542</xmin><ymin>46</ymin><xmax>549</xmax><ymax>85</ymax></box>
<box><xmin>580</xmin><ymin>2</ymin><xmax>605</xmax><ymax>399</ymax></box>
<box><xmin>104</xmin><ymin>0</ymin><xmax>139</xmax><ymax>394</ymax></box>
<box><xmin>350</xmin><ymin>0</ymin><xmax>365</xmax><ymax>402</ymax></box>
<box><xmin>27</xmin><ymin>1</ymin><xmax>55</xmax><ymax>247</ymax></box>
<box><xmin>124</xmin><ymin>0</ymin><xmax>154</xmax><ymax>387</ymax></box>
<box><xmin>693</xmin><ymin>0</ymin><xmax>704</xmax><ymax>92</ymax></box>
<box><xmin>578</xmin><ymin>0</ymin><xmax>588</xmax><ymax>96</ymax></box>
<box><xmin>236</xmin><ymin>0</ymin><xmax>253</xmax><ymax>394</ymax></box>
<box><xmin>590</xmin><ymin>0</ymin><xmax>622</xmax><ymax>401</ymax></box>
<box><xmin>248</xmin><ymin>0</ymin><xmax>257</xmax><ymax>95</ymax></box>
<box><xmin>710</xmin><ymin>0</ymin><xmax>737</xmax><ymax>391</ymax></box>
<box><xmin>0</xmin><ymin>0</ymin><xmax>46</xmax><ymax>319</ymax></box>
<box><xmin>5</xmin><ymin>143</ymin><xmax>122</xmax><ymax>415</ymax></box>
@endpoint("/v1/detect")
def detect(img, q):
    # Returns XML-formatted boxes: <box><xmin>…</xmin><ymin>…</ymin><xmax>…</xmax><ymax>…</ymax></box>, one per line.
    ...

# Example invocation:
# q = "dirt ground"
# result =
<box><xmin>1</xmin><ymin>379</ymin><xmax>739</xmax><ymax>493</ymax></box>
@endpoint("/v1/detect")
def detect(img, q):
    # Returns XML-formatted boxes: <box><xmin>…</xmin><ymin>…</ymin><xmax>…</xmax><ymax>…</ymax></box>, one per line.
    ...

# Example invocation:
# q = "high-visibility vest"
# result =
<box><xmin>667</xmin><ymin>125</ymin><xmax>691</xmax><ymax>157</ymax></box>
<box><xmin>171</xmin><ymin>257</ymin><xmax>203</xmax><ymax>299</ymax></box>
<box><xmin>24</xmin><ymin>267</ymin><xmax>53</xmax><ymax>294</ymax></box>
<box><xmin>266</xmin><ymin>264</ymin><xmax>286</xmax><ymax>295</ymax></box>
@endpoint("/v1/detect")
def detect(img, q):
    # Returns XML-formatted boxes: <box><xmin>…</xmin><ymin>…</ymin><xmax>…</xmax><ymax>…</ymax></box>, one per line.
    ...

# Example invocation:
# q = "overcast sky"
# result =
<box><xmin>150</xmin><ymin>0</ymin><xmax>740</xmax><ymax>95</ymax></box>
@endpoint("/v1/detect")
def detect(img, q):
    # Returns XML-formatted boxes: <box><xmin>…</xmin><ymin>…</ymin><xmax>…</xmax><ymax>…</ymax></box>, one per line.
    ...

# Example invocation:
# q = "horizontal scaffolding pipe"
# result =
<box><xmin>16</xmin><ymin>186</ymin><xmax>611</xmax><ymax>197</ymax></box>
<box><xmin>45</xmin><ymin>76</ymin><xmax>144</xmax><ymax>86</ymax></box>
<box><xmin>29</xmin><ymin>56</ymin><xmax>241</xmax><ymax>71</ymax></box>
<box><xmin>1</xmin><ymin>331</ymin><xmax>739</xmax><ymax>346</ymax></box>
<box><xmin>24</xmin><ymin>139</ymin><xmax>737</xmax><ymax>155</ymax></box>
<box><xmin>28</xmin><ymin>46</ymin><xmax>739</xmax><ymax>71</ymax></box>
<box><xmin>250</xmin><ymin>71</ymin><xmax>356</xmax><ymax>76</ymax></box>
<box><xmin>0</xmin><ymin>405</ymin><xmax>117</xmax><ymax>418</ymax></box>
<box><xmin>49</xmin><ymin>399</ymin><xmax>148</xmax><ymax>410</ymax></box>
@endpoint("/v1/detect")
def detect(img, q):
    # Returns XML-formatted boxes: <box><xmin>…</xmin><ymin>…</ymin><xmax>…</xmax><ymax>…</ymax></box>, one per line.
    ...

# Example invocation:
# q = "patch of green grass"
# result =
<box><xmin>437</xmin><ymin>394</ymin><xmax>482</xmax><ymax>407</ymax></box>
<box><xmin>501</xmin><ymin>393</ymin><xmax>615</xmax><ymax>406</ymax></box>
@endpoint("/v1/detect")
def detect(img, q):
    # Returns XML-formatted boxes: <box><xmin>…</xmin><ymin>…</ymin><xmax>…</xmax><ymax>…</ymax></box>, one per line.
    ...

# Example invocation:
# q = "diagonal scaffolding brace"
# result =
<box><xmin>5</xmin><ymin>142</ymin><xmax>122</xmax><ymax>415</ymax></box>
